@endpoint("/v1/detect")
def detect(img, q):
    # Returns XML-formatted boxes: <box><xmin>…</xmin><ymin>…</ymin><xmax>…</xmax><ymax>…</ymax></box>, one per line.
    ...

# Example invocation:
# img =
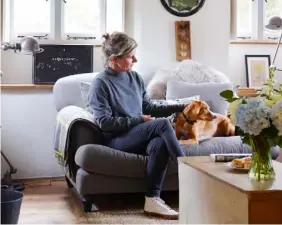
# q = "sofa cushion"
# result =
<box><xmin>80</xmin><ymin>81</ymin><xmax>93</xmax><ymax>114</ymax></box>
<box><xmin>146</xmin><ymin>59</ymin><xmax>231</xmax><ymax>100</ymax></box>
<box><xmin>166</xmin><ymin>81</ymin><xmax>233</xmax><ymax>115</ymax></box>
<box><xmin>75</xmin><ymin>136</ymin><xmax>252</xmax><ymax>178</ymax></box>
<box><xmin>151</xmin><ymin>95</ymin><xmax>200</xmax><ymax>106</ymax></box>
<box><xmin>53</xmin><ymin>73</ymin><xmax>98</xmax><ymax>112</ymax></box>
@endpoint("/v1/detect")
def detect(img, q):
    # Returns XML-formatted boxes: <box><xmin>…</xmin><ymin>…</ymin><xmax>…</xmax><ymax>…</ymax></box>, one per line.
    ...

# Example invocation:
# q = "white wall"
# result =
<box><xmin>229</xmin><ymin>44</ymin><xmax>282</xmax><ymax>86</ymax></box>
<box><xmin>1</xmin><ymin>0</ymin><xmax>232</xmax><ymax>179</ymax></box>
<box><xmin>1</xmin><ymin>90</ymin><xmax>62</xmax><ymax>178</ymax></box>
<box><xmin>126</xmin><ymin>0</ymin><xmax>231</xmax><ymax>75</ymax></box>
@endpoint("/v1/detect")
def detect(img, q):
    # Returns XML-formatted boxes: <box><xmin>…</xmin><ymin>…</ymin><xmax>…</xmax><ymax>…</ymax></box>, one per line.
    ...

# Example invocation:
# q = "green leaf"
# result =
<box><xmin>220</xmin><ymin>90</ymin><xmax>234</xmax><ymax>99</ymax></box>
<box><xmin>235</xmin><ymin>127</ymin><xmax>245</xmax><ymax>136</ymax></box>
<box><xmin>263</xmin><ymin>125</ymin><xmax>279</xmax><ymax>138</ymax></box>
<box><xmin>267</xmin><ymin>138</ymin><xmax>275</xmax><ymax>148</ymax></box>
<box><xmin>242</xmin><ymin>136</ymin><xmax>251</xmax><ymax>146</ymax></box>
<box><xmin>278</xmin><ymin>139</ymin><xmax>282</xmax><ymax>148</ymax></box>
<box><xmin>242</xmin><ymin>99</ymin><xmax>247</xmax><ymax>104</ymax></box>
<box><xmin>227</xmin><ymin>97</ymin><xmax>239</xmax><ymax>103</ymax></box>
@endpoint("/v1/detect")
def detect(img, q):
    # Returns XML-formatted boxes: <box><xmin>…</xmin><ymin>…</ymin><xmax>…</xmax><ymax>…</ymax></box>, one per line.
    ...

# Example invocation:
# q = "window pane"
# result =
<box><xmin>13</xmin><ymin>0</ymin><xmax>51</xmax><ymax>34</ymax></box>
<box><xmin>64</xmin><ymin>0</ymin><xmax>101</xmax><ymax>35</ymax></box>
<box><xmin>106</xmin><ymin>0</ymin><xmax>124</xmax><ymax>33</ymax></box>
<box><xmin>264</xmin><ymin>0</ymin><xmax>282</xmax><ymax>37</ymax></box>
<box><xmin>236</xmin><ymin>0</ymin><xmax>252</xmax><ymax>37</ymax></box>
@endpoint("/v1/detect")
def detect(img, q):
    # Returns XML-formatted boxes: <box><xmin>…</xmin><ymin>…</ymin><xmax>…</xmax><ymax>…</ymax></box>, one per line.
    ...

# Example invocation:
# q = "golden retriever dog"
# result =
<box><xmin>173</xmin><ymin>101</ymin><xmax>235</xmax><ymax>145</ymax></box>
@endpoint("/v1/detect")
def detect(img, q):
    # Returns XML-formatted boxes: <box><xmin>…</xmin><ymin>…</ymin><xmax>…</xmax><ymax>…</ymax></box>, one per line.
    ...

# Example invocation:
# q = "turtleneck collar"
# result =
<box><xmin>104</xmin><ymin>66</ymin><xmax>126</xmax><ymax>76</ymax></box>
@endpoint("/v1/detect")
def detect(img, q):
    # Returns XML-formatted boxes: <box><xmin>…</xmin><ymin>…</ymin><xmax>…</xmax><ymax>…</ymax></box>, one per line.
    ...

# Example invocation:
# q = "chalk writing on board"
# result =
<box><xmin>33</xmin><ymin>44</ymin><xmax>93</xmax><ymax>84</ymax></box>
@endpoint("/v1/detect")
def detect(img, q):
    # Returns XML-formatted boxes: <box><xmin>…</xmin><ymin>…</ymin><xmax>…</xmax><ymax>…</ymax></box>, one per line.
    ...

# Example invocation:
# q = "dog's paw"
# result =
<box><xmin>179</xmin><ymin>139</ymin><xmax>199</xmax><ymax>145</ymax></box>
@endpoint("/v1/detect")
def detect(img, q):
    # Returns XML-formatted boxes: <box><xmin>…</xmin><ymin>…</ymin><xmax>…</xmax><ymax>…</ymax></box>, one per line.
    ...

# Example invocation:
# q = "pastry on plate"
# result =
<box><xmin>231</xmin><ymin>158</ymin><xmax>244</xmax><ymax>168</ymax></box>
<box><xmin>243</xmin><ymin>157</ymin><xmax>252</xmax><ymax>169</ymax></box>
<box><xmin>231</xmin><ymin>157</ymin><xmax>252</xmax><ymax>169</ymax></box>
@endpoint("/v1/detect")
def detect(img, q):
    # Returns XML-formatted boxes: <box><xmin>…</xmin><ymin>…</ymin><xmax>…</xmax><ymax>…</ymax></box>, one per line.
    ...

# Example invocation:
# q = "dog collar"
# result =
<box><xmin>182</xmin><ymin>112</ymin><xmax>197</xmax><ymax>125</ymax></box>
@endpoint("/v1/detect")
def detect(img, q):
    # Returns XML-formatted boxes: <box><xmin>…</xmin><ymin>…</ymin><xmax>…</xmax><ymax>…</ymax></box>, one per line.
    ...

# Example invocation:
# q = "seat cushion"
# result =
<box><xmin>75</xmin><ymin>136</ymin><xmax>253</xmax><ymax>178</ymax></box>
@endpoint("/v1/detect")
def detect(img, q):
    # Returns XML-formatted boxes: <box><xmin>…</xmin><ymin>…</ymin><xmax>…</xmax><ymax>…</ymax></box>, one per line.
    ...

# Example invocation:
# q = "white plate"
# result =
<box><xmin>226</xmin><ymin>162</ymin><xmax>249</xmax><ymax>172</ymax></box>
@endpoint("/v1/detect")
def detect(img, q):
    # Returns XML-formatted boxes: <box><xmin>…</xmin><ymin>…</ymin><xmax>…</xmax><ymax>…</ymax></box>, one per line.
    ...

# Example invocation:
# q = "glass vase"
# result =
<box><xmin>248</xmin><ymin>136</ymin><xmax>276</xmax><ymax>182</ymax></box>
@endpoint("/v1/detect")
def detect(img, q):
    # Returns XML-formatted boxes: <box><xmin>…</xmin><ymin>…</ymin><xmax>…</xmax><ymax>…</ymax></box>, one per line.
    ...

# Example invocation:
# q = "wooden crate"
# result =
<box><xmin>236</xmin><ymin>88</ymin><xmax>260</xmax><ymax>97</ymax></box>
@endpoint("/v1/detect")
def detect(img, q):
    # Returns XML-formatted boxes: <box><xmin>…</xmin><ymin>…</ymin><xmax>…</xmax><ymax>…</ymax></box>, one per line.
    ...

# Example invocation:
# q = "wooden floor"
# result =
<box><xmin>17</xmin><ymin>153</ymin><xmax>282</xmax><ymax>224</ymax></box>
<box><xmin>18</xmin><ymin>179</ymin><xmax>179</xmax><ymax>224</ymax></box>
<box><xmin>19</xmin><ymin>179</ymin><xmax>80</xmax><ymax>224</ymax></box>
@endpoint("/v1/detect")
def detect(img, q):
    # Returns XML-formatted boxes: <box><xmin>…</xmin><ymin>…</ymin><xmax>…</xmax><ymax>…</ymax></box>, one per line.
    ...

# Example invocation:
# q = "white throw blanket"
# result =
<box><xmin>53</xmin><ymin>105</ymin><xmax>96</xmax><ymax>170</ymax></box>
<box><xmin>146</xmin><ymin>59</ymin><xmax>231</xmax><ymax>99</ymax></box>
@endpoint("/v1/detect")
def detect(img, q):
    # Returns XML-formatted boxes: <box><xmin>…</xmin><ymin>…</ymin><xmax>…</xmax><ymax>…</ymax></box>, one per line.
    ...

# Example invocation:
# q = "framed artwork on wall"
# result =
<box><xmin>245</xmin><ymin>55</ymin><xmax>271</xmax><ymax>89</ymax></box>
<box><xmin>160</xmin><ymin>0</ymin><xmax>206</xmax><ymax>17</ymax></box>
<box><xmin>175</xmin><ymin>20</ymin><xmax>191</xmax><ymax>61</ymax></box>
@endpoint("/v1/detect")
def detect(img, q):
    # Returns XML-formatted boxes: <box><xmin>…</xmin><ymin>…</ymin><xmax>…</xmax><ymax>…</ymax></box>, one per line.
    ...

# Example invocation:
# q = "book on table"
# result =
<box><xmin>210</xmin><ymin>153</ymin><xmax>251</xmax><ymax>162</ymax></box>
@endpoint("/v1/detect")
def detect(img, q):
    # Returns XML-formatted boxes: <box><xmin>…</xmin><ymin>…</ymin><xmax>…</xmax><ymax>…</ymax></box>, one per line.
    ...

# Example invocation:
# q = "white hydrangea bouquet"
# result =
<box><xmin>220</xmin><ymin>67</ymin><xmax>282</xmax><ymax>181</ymax></box>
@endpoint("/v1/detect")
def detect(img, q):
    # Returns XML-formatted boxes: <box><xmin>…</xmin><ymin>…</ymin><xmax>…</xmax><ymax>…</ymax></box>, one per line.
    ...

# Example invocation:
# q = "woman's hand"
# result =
<box><xmin>142</xmin><ymin>115</ymin><xmax>153</xmax><ymax>122</ymax></box>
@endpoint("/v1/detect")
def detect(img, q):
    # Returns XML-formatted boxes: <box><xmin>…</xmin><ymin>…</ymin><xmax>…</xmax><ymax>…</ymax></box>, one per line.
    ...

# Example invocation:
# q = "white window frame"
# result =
<box><xmin>3</xmin><ymin>0</ymin><xmax>124</xmax><ymax>45</ymax></box>
<box><xmin>6</xmin><ymin>0</ymin><xmax>54</xmax><ymax>42</ymax></box>
<box><xmin>60</xmin><ymin>0</ymin><xmax>106</xmax><ymax>41</ymax></box>
<box><xmin>231</xmin><ymin>0</ymin><xmax>281</xmax><ymax>41</ymax></box>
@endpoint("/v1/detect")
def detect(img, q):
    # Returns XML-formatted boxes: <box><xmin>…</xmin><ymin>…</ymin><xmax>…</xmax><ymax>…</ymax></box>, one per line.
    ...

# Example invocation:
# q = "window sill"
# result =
<box><xmin>1</xmin><ymin>84</ymin><xmax>54</xmax><ymax>89</ymax></box>
<box><xmin>230</xmin><ymin>40</ymin><xmax>281</xmax><ymax>45</ymax></box>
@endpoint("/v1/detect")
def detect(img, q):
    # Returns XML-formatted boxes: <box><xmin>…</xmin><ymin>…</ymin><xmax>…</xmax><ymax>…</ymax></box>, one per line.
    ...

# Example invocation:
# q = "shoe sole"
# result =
<box><xmin>144</xmin><ymin>210</ymin><xmax>179</xmax><ymax>220</ymax></box>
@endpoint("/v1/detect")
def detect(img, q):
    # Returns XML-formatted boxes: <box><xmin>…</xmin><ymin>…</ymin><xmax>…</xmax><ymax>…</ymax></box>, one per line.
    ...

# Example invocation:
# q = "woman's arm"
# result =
<box><xmin>143</xmin><ymin>94</ymin><xmax>185</xmax><ymax>117</ymax></box>
<box><xmin>89</xmin><ymin>78</ymin><xmax>144</xmax><ymax>132</ymax></box>
<box><xmin>137</xmin><ymin>74</ymin><xmax>185</xmax><ymax>117</ymax></box>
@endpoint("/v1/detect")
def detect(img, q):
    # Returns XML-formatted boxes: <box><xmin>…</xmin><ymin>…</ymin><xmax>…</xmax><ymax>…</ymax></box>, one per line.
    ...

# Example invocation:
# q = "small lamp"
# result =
<box><xmin>265</xmin><ymin>16</ymin><xmax>282</xmax><ymax>71</ymax></box>
<box><xmin>0</xmin><ymin>36</ymin><xmax>44</xmax><ymax>55</ymax></box>
<box><xmin>1</xmin><ymin>36</ymin><xmax>43</xmax><ymax>191</ymax></box>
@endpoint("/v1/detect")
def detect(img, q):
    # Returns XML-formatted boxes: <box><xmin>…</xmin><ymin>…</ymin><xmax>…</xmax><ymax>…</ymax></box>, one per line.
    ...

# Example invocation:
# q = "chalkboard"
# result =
<box><xmin>32</xmin><ymin>44</ymin><xmax>93</xmax><ymax>84</ymax></box>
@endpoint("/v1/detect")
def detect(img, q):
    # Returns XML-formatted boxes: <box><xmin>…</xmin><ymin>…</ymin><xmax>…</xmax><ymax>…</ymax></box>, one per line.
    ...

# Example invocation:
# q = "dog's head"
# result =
<box><xmin>183</xmin><ymin>101</ymin><xmax>216</xmax><ymax>121</ymax></box>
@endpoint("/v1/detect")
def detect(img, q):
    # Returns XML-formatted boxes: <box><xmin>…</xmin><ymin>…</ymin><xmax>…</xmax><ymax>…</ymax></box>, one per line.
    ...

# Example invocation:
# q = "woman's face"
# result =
<box><xmin>112</xmin><ymin>49</ymin><xmax>137</xmax><ymax>72</ymax></box>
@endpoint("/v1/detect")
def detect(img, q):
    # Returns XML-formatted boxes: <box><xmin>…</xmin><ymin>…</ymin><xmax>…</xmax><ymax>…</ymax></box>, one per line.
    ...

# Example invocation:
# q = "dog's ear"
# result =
<box><xmin>192</xmin><ymin>101</ymin><xmax>201</xmax><ymax>115</ymax></box>
<box><xmin>184</xmin><ymin>101</ymin><xmax>201</xmax><ymax>115</ymax></box>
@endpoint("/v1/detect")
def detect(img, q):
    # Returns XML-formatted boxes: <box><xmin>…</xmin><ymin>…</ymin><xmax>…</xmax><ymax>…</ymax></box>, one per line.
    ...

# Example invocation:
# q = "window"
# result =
<box><xmin>13</xmin><ymin>0</ymin><xmax>51</xmax><ymax>36</ymax></box>
<box><xmin>62</xmin><ymin>0</ymin><xmax>104</xmax><ymax>39</ymax></box>
<box><xmin>3</xmin><ymin>0</ymin><xmax>124</xmax><ymax>44</ymax></box>
<box><xmin>235</xmin><ymin>0</ymin><xmax>253</xmax><ymax>39</ymax></box>
<box><xmin>231</xmin><ymin>0</ymin><xmax>282</xmax><ymax>41</ymax></box>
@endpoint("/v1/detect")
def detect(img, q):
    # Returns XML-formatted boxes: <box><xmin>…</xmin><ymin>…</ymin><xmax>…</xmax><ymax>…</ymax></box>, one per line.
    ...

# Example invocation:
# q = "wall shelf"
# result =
<box><xmin>1</xmin><ymin>84</ymin><xmax>54</xmax><ymax>89</ymax></box>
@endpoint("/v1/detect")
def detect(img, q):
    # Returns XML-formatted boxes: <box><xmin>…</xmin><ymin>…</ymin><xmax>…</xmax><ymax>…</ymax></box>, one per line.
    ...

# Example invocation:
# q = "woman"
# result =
<box><xmin>89</xmin><ymin>32</ymin><xmax>186</xmax><ymax>219</ymax></box>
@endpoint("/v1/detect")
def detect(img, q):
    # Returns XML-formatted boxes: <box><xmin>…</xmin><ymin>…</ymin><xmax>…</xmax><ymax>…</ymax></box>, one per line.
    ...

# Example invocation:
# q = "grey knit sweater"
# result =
<box><xmin>89</xmin><ymin>67</ymin><xmax>185</xmax><ymax>137</ymax></box>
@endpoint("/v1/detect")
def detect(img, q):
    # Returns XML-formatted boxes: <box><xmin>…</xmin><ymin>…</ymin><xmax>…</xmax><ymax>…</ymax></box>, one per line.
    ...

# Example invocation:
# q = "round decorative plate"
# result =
<box><xmin>160</xmin><ymin>0</ymin><xmax>206</xmax><ymax>17</ymax></box>
<box><xmin>226</xmin><ymin>162</ymin><xmax>249</xmax><ymax>172</ymax></box>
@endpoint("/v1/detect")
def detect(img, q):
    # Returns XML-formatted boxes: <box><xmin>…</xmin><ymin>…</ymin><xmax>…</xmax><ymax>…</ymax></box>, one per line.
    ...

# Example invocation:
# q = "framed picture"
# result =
<box><xmin>160</xmin><ymin>0</ymin><xmax>206</xmax><ymax>17</ymax></box>
<box><xmin>175</xmin><ymin>21</ymin><xmax>191</xmax><ymax>61</ymax></box>
<box><xmin>245</xmin><ymin>55</ymin><xmax>271</xmax><ymax>88</ymax></box>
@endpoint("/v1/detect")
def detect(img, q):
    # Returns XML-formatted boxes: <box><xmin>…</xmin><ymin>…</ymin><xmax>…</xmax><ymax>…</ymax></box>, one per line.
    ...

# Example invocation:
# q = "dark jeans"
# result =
<box><xmin>103</xmin><ymin>118</ymin><xmax>185</xmax><ymax>197</ymax></box>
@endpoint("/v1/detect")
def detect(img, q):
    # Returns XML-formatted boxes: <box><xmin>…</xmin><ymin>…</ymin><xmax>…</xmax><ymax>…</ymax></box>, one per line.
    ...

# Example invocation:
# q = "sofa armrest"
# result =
<box><xmin>67</xmin><ymin>119</ymin><xmax>103</xmax><ymax>179</ymax></box>
<box><xmin>69</xmin><ymin>119</ymin><xmax>103</xmax><ymax>146</ymax></box>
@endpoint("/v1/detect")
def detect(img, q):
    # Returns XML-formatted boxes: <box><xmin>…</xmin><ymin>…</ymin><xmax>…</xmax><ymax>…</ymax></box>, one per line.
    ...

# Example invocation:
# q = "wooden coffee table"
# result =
<box><xmin>178</xmin><ymin>156</ymin><xmax>282</xmax><ymax>224</ymax></box>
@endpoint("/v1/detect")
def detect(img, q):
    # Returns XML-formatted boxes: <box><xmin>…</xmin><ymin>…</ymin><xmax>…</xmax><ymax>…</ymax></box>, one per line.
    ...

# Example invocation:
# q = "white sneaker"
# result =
<box><xmin>144</xmin><ymin>196</ymin><xmax>179</xmax><ymax>220</ymax></box>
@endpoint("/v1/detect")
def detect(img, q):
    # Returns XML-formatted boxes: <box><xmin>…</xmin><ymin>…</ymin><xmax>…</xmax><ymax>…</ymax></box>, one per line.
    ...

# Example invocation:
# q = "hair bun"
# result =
<box><xmin>102</xmin><ymin>33</ymin><xmax>110</xmax><ymax>40</ymax></box>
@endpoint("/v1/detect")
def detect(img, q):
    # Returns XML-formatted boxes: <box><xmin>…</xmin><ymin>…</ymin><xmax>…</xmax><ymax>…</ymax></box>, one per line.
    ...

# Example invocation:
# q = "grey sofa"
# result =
<box><xmin>52</xmin><ymin>72</ymin><xmax>280</xmax><ymax>212</ymax></box>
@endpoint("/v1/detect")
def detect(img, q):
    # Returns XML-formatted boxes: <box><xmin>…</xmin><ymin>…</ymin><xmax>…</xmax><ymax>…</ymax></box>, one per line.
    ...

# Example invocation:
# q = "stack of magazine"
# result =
<box><xmin>210</xmin><ymin>153</ymin><xmax>252</xmax><ymax>162</ymax></box>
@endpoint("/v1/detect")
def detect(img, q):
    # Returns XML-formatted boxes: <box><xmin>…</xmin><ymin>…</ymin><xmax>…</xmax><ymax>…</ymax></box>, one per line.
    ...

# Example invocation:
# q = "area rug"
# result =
<box><xmin>73</xmin><ymin>192</ymin><xmax>179</xmax><ymax>224</ymax></box>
